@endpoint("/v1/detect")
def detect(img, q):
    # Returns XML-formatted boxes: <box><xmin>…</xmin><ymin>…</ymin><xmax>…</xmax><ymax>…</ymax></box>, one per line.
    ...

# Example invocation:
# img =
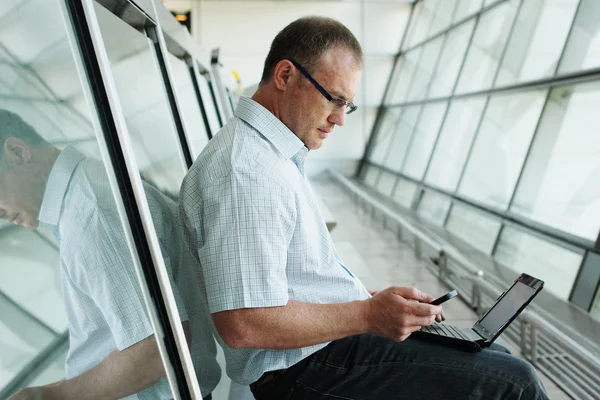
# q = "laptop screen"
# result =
<box><xmin>477</xmin><ymin>280</ymin><xmax>538</xmax><ymax>335</ymax></box>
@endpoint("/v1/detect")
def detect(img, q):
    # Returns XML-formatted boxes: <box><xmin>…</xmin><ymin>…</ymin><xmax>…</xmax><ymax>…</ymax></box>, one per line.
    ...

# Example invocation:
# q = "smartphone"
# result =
<box><xmin>430</xmin><ymin>289</ymin><xmax>458</xmax><ymax>305</ymax></box>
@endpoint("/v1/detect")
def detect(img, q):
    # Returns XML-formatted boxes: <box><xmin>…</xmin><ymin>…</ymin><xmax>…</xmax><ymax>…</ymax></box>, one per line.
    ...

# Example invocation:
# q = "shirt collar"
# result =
<box><xmin>38</xmin><ymin>146</ymin><xmax>85</xmax><ymax>228</ymax></box>
<box><xmin>234</xmin><ymin>96</ymin><xmax>307</xmax><ymax>160</ymax></box>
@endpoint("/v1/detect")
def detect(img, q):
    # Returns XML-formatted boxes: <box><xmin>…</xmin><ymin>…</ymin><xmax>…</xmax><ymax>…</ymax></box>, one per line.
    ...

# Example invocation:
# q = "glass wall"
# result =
<box><xmin>361</xmin><ymin>0</ymin><xmax>600</xmax><ymax>315</ymax></box>
<box><xmin>0</xmin><ymin>0</ymin><xmax>95</xmax><ymax>393</ymax></box>
<box><xmin>1</xmin><ymin>0</ymin><xmax>222</xmax><ymax>397</ymax></box>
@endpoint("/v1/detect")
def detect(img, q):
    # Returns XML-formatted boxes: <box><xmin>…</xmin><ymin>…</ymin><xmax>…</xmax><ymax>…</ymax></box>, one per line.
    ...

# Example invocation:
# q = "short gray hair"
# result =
<box><xmin>260</xmin><ymin>16</ymin><xmax>364</xmax><ymax>83</ymax></box>
<box><xmin>0</xmin><ymin>110</ymin><xmax>46</xmax><ymax>155</ymax></box>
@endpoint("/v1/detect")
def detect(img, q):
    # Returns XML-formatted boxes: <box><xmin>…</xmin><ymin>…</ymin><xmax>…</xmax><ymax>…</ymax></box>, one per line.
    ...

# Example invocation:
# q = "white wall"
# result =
<box><xmin>165</xmin><ymin>0</ymin><xmax>411</xmax><ymax>176</ymax></box>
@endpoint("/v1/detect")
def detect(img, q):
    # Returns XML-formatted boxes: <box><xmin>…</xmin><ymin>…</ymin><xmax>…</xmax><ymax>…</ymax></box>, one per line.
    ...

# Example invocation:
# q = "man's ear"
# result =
<box><xmin>3</xmin><ymin>137</ymin><xmax>32</xmax><ymax>166</ymax></box>
<box><xmin>272</xmin><ymin>60</ymin><xmax>295</xmax><ymax>91</ymax></box>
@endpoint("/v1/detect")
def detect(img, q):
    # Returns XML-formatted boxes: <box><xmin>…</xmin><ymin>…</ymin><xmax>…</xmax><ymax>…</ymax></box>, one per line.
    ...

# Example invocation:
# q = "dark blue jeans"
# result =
<box><xmin>250</xmin><ymin>334</ymin><xmax>548</xmax><ymax>400</ymax></box>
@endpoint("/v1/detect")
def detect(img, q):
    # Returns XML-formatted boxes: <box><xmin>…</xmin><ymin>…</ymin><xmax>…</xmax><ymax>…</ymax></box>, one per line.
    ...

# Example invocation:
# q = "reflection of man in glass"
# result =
<box><xmin>0</xmin><ymin>110</ymin><xmax>219</xmax><ymax>400</ymax></box>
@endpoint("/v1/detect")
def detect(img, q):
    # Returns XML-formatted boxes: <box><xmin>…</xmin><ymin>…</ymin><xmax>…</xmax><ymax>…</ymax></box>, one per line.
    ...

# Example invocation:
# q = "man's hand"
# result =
<box><xmin>364</xmin><ymin>286</ymin><xmax>443</xmax><ymax>342</ymax></box>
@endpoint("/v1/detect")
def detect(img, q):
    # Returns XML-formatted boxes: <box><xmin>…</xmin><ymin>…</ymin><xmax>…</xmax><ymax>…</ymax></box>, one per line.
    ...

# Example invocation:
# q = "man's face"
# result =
<box><xmin>281</xmin><ymin>47</ymin><xmax>362</xmax><ymax>150</ymax></box>
<box><xmin>0</xmin><ymin>139</ymin><xmax>40</xmax><ymax>229</ymax></box>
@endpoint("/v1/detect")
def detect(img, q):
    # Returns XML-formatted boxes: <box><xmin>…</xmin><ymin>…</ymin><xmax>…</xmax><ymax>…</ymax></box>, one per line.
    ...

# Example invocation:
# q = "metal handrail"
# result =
<box><xmin>328</xmin><ymin>169</ymin><xmax>600</xmax><ymax>399</ymax></box>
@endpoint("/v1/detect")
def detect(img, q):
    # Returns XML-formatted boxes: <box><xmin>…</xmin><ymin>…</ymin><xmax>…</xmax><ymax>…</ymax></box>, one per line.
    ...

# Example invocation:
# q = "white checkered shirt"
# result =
<box><xmin>180</xmin><ymin>96</ymin><xmax>370</xmax><ymax>385</ymax></box>
<box><xmin>38</xmin><ymin>147</ymin><xmax>221</xmax><ymax>399</ymax></box>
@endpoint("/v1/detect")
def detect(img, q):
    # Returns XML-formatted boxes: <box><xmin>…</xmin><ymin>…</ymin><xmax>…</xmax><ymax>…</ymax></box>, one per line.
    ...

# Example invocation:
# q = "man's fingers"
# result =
<box><xmin>390</xmin><ymin>286</ymin><xmax>434</xmax><ymax>303</ymax></box>
<box><xmin>406</xmin><ymin>300</ymin><xmax>442</xmax><ymax>317</ymax></box>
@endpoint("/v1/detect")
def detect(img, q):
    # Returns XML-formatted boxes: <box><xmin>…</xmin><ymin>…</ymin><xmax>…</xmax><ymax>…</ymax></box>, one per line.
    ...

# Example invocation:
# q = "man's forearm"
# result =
<box><xmin>43</xmin><ymin>335</ymin><xmax>165</xmax><ymax>400</ymax></box>
<box><xmin>214</xmin><ymin>299</ymin><xmax>370</xmax><ymax>349</ymax></box>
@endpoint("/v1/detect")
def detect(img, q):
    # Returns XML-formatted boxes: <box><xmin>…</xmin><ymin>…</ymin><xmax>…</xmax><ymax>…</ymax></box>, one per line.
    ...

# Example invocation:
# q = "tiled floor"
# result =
<box><xmin>211</xmin><ymin>178</ymin><xmax>571</xmax><ymax>399</ymax></box>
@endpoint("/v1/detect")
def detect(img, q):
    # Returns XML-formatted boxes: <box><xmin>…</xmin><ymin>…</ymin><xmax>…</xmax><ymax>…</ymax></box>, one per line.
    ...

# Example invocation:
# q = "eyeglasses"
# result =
<box><xmin>288</xmin><ymin>59</ymin><xmax>358</xmax><ymax>115</ymax></box>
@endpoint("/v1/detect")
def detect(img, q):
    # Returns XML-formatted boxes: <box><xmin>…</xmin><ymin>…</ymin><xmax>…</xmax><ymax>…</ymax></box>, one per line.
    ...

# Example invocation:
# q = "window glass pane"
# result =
<box><xmin>558</xmin><ymin>0</ymin><xmax>600</xmax><ymax>74</ymax></box>
<box><xmin>384</xmin><ymin>59</ymin><xmax>404</xmax><ymax>105</ymax></box>
<box><xmin>458</xmin><ymin>90</ymin><xmax>546</xmax><ymax>209</ymax></box>
<box><xmin>428</xmin><ymin>20</ymin><xmax>475</xmax><ymax>98</ymax></box>
<box><xmin>447</xmin><ymin>203</ymin><xmax>502</xmax><ymax>254</ymax></box>
<box><xmin>406</xmin><ymin>35</ymin><xmax>444</xmax><ymax>101</ymax></box>
<box><xmin>363</xmin><ymin>164</ymin><xmax>380</xmax><ymax>188</ymax></box>
<box><xmin>95</xmin><ymin>4</ymin><xmax>187</xmax><ymax>197</ymax></box>
<box><xmin>406</xmin><ymin>2</ymin><xmax>435</xmax><ymax>48</ymax></box>
<box><xmin>392</xmin><ymin>178</ymin><xmax>418</xmax><ymax>208</ymax></box>
<box><xmin>496</xmin><ymin>0</ymin><xmax>579</xmax><ymax>86</ymax></box>
<box><xmin>456</xmin><ymin>0</ymin><xmax>519</xmax><ymax>94</ymax></box>
<box><xmin>425</xmin><ymin>96</ymin><xmax>486</xmax><ymax>191</ymax></box>
<box><xmin>510</xmin><ymin>82</ymin><xmax>600</xmax><ymax>241</ymax></box>
<box><xmin>494</xmin><ymin>226</ymin><xmax>583</xmax><ymax>300</ymax></box>
<box><xmin>382</xmin><ymin>105</ymin><xmax>422</xmax><ymax>172</ymax></box>
<box><xmin>484</xmin><ymin>0</ymin><xmax>500</xmax><ymax>6</ymax></box>
<box><xmin>368</xmin><ymin>108</ymin><xmax>400</xmax><ymax>165</ymax></box>
<box><xmin>417</xmin><ymin>190</ymin><xmax>451</xmax><ymax>224</ymax></box>
<box><xmin>391</xmin><ymin>48</ymin><xmax>422</xmax><ymax>104</ymax></box>
<box><xmin>0</xmin><ymin>0</ymin><xmax>99</xmax><ymax>389</ymax></box>
<box><xmin>198</xmin><ymin>71</ymin><xmax>221</xmax><ymax>135</ymax></box>
<box><xmin>376</xmin><ymin>170</ymin><xmax>397</xmax><ymax>197</ymax></box>
<box><xmin>453</xmin><ymin>0</ymin><xmax>483</xmax><ymax>23</ymax></box>
<box><xmin>592</xmin><ymin>286</ymin><xmax>600</xmax><ymax>322</ymax></box>
<box><xmin>402</xmin><ymin>1</ymin><xmax>423</xmax><ymax>50</ymax></box>
<box><xmin>0</xmin><ymin>0</ymin><xmax>185</xmax><ymax>395</ymax></box>
<box><xmin>94</xmin><ymin>5</ymin><xmax>221</xmax><ymax>398</ymax></box>
<box><xmin>403</xmin><ymin>101</ymin><xmax>448</xmax><ymax>180</ymax></box>
<box><xmin>428</xmin><ymin>0</ymin><xmax>459</xmax><ymax>37</ymax></box>
<box><xmin>167</xmin><ymin>53</ymin><xmax>209</xmax><ymax>159</ymax></box>
<box><xmin>27</xmin><ymin>344</ymin><xmax>68</xmax><ymax>387</ymax></box>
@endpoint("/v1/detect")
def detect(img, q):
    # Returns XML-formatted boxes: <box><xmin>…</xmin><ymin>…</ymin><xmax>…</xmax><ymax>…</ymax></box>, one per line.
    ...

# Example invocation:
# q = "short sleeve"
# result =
<box><xmin>74</xmin><ymin>208</ymin><xmax>155</xmax><ymax>351</ymax></box>
<box><xmin>183</xmin><ymin>170</ymin><xmax>297</xmax><ymax>314</ymax></box>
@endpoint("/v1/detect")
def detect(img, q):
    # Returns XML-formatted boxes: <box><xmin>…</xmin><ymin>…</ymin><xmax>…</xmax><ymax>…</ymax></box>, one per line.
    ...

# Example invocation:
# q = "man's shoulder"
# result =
<box><xmin>185</xmin><ymin>117</ymin><xmax>293</xmax><ymax>191</ymax></box>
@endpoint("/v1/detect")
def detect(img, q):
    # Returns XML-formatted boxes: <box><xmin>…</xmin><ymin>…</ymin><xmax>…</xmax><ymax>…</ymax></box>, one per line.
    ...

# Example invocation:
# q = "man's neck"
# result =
<box><xmin>252</xmin><ymin>84</ymin><xmax>282</xmax><ymax>121</ymax></box>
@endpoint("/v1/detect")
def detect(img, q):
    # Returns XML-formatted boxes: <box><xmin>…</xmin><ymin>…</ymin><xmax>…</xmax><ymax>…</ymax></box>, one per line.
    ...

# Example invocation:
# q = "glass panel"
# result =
<box><xmin>425</xmin><ymin>96</ymin><xmax>487</xmax><ymax>192</ymax></box>
<box><xmin>402</xmin><ymin>1</ymin><xmax>424</xmax><ymax>50</ymax></box>
<box><xmin>558</xmin><ymin>0</ymin><xmax>600</xmax><ymax>74</ymax></box>
<box><xmin>510</xmin><ymin>82</ymin><xmax>600</xmax><ymax>241</ymax></box>
<box><xmin>428</xmin><ymin>20</ymin><xmax>475</xmax><ymax>98</ymax></box>
<box><xmin>392</xmin><ymin>178</ymin><xmax>418</xmax><ymax>208</ymax></box>
<box><xmin>27</xmin><ymin>345</ymin><xmax>68</xmax><ymax>387</ymax></box>
<box><xmin>457</xmin><ymin>90</ymin><xmax>546</xmax><ymax>209</ymax></box>
<box><xmin>376</xmin><ymin>170</ymin><xmax>397</xmax><ymax>197</ymax></box>
<box><xmin>455</xmin><ymin>0</ymin><xmax>519</xmax><ymax>94</ymax></box>
<box><xmin>428</xmin><ymin>0</ymin><xmax>459</xmax><ymax>37</ymax></box>
<box><xmin>453</xmin><ymin>0</ymin><xmax>483</xmax><ymax>23</ymax></box>
<box><xmin>95</xmin><ymin>4</ymin><xmax>186</xmax><ymax>197</ymax></box>
<box><xmin>198</xmin><ymin>71</ymin><xmax>221</xmax><ymax>135</ymax></box>
<box><xmin>368</xmin><ymin>108</ymin><xmax>400</xmax><ymax>165</ymax></box>
<box><xmin>0</xmin><ymin>0</ymin><xmax>187</xmax><ymax>395</ymax></box>
<box><xmin>406</xmin><ymin>1</ymin><xmax>436</xmax><ymax>48</ymax></box>
<box><xmin>0</xmin><ymin>0</ymin><xmax>102</xmax><ymax>390</ymax></box>
<box><xmin>167</xmin><ymin>53</ymin><xmax>209</xmax><ymax>159</ymax></box>
<box><xmin>382</xmin><ymin>105</ymin><xmax>422</xmax><ymax>172</ymax></box>
<box><xmin>494</xmin><ymin>226</ymin><xmax>584</xmax><ymax>300</ymax></box>
<box><xmin>402</xmin><ymin>101</ymin><xmax>448</xmax><ymax>180</ymax></box>
<box><xmin>417</xmin><ymin>190</ymin><xmax>451</xmax><ymax>225</ymax></box>
<box><xmin>406</xmin><ymin>35</ymin><xmax>444</xmax><ymax>101</ymax></box>
<box><xmin>447</xmin><ymin>203</ymin><xmax>502</xmax><ymax>254</ymax></box>
<box><xmin>391</xmin><ymin>48</ymin><xmax>422</xmax><ymax>104</ymax></box>
<box><xmin>94</xmin><ymin>4</ymin><xmax>221</xmax><ymax>398</ymax></box>
<box><xmin>592</xmin><ymin>286</ymin><xmax>600</xmax><ymax>322</ymax></box>
<box><xmin>484</xmin><ymin>0</ymin><xmax>500</xmax><ymax>6</ymax></box>
<box><xmin>0</xmin><ymin>286</ymin><xmax>58</xmax><ymax>389</ymax></box>
<box><xmin>363</xmin><ymin>164</ymin><xmax>380</xmax><ymax>188</ymax></box>
<box><xmin>496</xmin><ymin>0</ymin><xmax>579</xmax><ymax>86</ymax></box>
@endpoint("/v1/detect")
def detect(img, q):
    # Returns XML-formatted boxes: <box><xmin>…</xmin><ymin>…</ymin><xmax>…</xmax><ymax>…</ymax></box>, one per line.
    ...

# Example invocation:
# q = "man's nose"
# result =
<box><xmin>329</xmin><ymin>107</ymin><xmax>346</xmax><ymax>127</ymax></box>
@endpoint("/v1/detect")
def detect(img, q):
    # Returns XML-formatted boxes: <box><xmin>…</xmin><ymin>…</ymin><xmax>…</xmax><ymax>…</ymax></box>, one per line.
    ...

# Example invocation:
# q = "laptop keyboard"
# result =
<box><xmin>420</xmin><ymin>323</ymin><xmax>472</xmax><ymax>341</ymax></box>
